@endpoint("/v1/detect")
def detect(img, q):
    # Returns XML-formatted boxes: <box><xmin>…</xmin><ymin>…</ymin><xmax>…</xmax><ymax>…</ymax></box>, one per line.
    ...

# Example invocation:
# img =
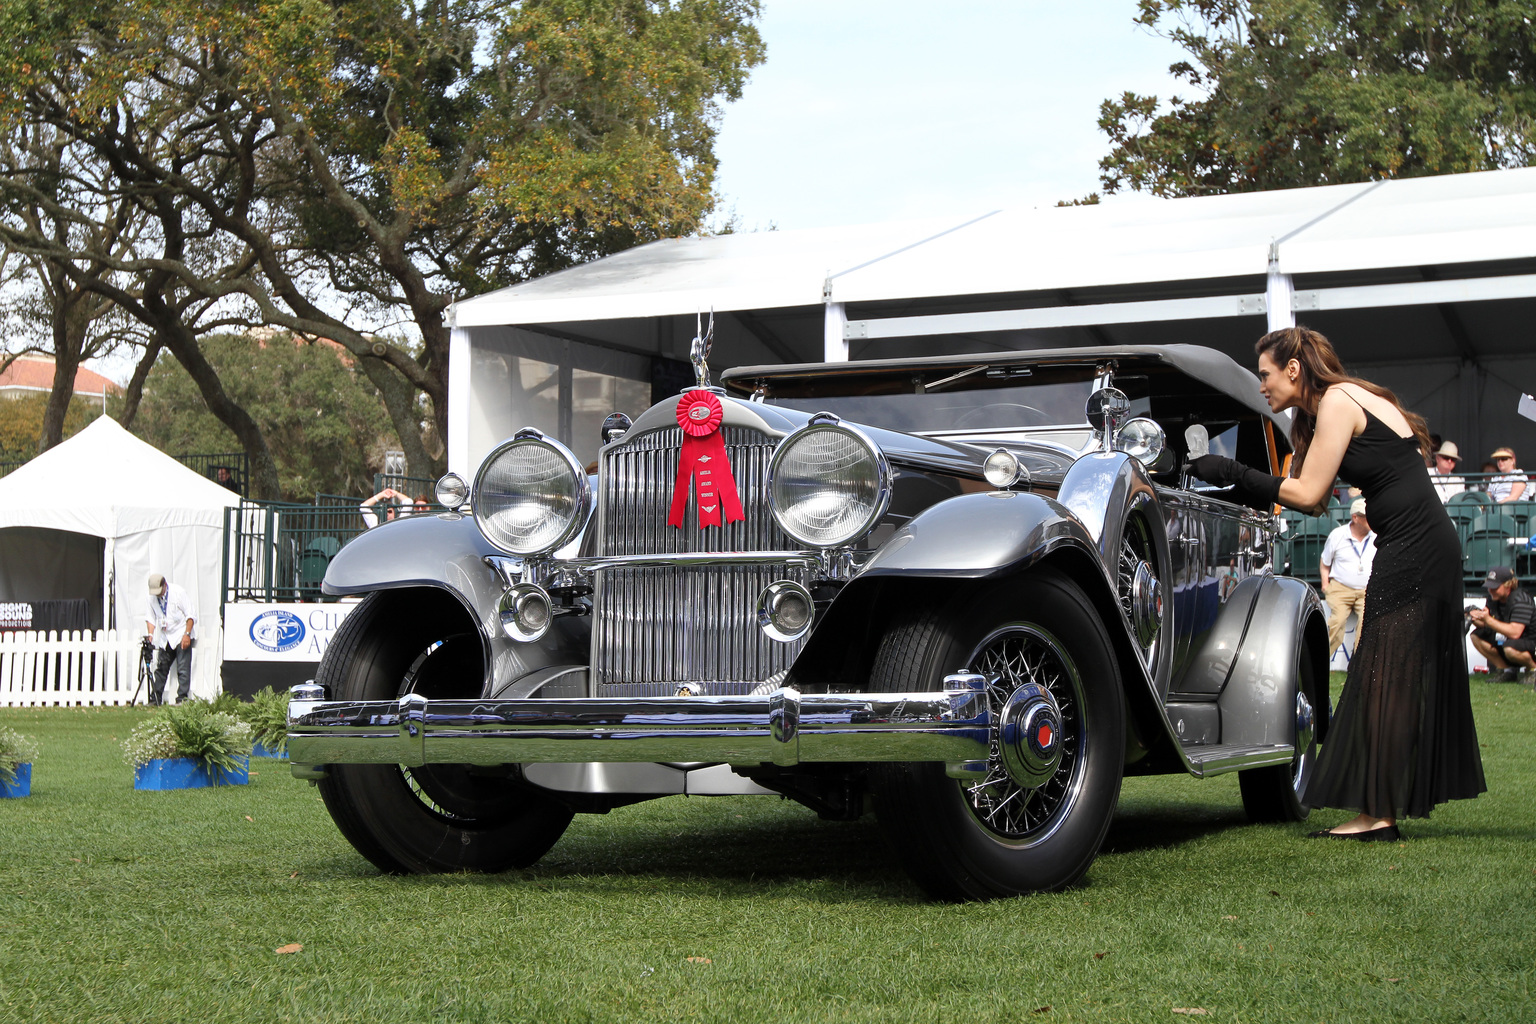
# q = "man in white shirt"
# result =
<box><xmin>1429</xmin><ymin>441</ymin><xmax>1465</xmax><ymax>503</ymax></box>
<box><xmin>1320</xmin><ymin>499</ymin><xmax>1376</xmax><ymax>658</ymax></box>
<box><xmin>145</xmin><ymin>572</ymin><xmax>196</xmax><ymax>705</ymax></box>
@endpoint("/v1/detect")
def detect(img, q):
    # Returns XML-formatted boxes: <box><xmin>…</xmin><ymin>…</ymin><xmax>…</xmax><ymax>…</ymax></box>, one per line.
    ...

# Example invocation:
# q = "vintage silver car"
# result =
<box><xmin>287</xmin><ymin>342</ymin><xmax>1328</xmax><ymax>901</ymax></box>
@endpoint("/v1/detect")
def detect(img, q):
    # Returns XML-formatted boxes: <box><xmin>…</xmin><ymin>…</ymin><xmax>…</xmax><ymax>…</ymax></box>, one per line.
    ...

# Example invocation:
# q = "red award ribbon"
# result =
<box><xmin>668</xmin><ymin>390</ymin><xmax>745</xmax><ymax>529</ymax></box>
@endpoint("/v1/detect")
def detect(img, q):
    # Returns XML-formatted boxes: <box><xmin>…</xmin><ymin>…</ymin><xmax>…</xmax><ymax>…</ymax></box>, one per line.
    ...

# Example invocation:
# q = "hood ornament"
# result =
<box><xmin>690</xmin><ymin>309</ymin><xmax>715</xmax><ymax>390</ymax></box>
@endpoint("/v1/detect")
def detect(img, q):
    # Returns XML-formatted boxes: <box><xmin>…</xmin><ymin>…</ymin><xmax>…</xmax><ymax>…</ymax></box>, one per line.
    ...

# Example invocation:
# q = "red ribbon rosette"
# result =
<box><xmin>668</xmin><ymin>390</ymin><xmax>745</xmax><ymax>529</ymax></box>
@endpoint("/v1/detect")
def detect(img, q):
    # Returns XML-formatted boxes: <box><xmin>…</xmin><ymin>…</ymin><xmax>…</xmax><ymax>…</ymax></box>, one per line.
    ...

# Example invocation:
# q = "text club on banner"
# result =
<box><xmin>223</xmin><ymin>602</ymin><xmax>357</xmax><ymax>662</ymax></box>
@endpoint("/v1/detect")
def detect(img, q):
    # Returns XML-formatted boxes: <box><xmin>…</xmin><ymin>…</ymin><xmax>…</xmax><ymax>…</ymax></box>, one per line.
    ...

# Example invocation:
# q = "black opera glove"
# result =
<box><xmin>1187</xmin><ymin>454</ymin><xmax>1283</xmax><ymax>507</ymax></box>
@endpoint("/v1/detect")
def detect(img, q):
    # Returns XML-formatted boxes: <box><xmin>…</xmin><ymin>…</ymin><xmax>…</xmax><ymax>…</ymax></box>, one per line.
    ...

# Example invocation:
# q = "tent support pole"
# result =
<box><xmin>824</xmin><ymin>301</ymin><xmax>848</xmax><ymax>362</ymax></box>
<box><xmin>1265</xmin><ymin>247</ymin><xmax>1295</xmax><ymax>333</ymax></box>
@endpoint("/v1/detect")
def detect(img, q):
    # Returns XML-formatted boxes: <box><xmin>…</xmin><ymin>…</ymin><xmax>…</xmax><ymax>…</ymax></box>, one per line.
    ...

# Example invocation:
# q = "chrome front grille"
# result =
<box><xmin>594</xmin><ymin>424</ymin><xmax>806</xmax><ymax>695</ymax></box>
<box><xmin>599</xmin><ymin>426</ymin><xmax>788</xmax><ymax>554</ymax></box>
<box><xmin>592</xmin><ymin>563</ymin><xmax>813</xmax><ymax>696</ymax></box>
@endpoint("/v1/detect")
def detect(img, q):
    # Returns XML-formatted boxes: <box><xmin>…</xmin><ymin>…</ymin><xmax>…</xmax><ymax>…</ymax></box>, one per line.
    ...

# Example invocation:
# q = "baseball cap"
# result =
<box><xmin>147</xmin><ymin>572</ymin><xmax>166</xmax><ymax>592</ymax></box>
<box><xmin>1483</xmin><ymin>566</ymin><xmax>1516</xmax><ymax>591</ymax></box>
<box><xmin>1435</xmin><ymin>441</ymin><xmax>1459</xmax><ymax>460</ymax></box>
<box><xmin>1349</xmin><ymin>498</ymin><xmax>1367</xmax><ymax>517</ymax></box>
<box><xmin>1490</xmin><ymin>447</ymin><xmax>1515</xmax><ymax>460</ymax></box>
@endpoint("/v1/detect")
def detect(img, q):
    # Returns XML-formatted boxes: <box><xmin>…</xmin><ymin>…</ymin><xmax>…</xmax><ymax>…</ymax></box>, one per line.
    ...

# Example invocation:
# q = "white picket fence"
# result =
<box><xmin>0</xmin><ymin>630</ymin><xmax>149</xmax><ymax>706</ymax></box>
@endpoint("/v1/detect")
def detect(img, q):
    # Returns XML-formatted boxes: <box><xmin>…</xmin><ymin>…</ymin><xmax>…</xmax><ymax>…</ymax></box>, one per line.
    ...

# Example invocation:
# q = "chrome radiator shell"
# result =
<box><xmin>593</xmin><ymin>424</ymin><xmax>806</xmax><ymax>695</ymax></box>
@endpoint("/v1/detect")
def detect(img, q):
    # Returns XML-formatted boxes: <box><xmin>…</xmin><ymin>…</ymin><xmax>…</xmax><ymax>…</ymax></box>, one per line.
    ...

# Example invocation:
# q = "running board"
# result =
<box><xmin>1182</xmin><ymin>743</ymin><xmax>1294</xmax><ymax>778</ymax></box>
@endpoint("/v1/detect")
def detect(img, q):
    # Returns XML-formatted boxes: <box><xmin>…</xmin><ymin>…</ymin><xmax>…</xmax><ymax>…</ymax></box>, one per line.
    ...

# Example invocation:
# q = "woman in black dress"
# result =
<box><xmin>1191</xmin><ymin>327</ymin><xmax>1486</xmax><ymax>840</ymax></box>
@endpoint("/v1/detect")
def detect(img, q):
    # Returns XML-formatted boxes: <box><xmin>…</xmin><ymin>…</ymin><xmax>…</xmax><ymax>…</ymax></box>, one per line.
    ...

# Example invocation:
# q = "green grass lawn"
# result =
<box><xmin>1</xmin><ymin>676</ymin><xmax>1532</xmax><ymax>1023</ymax></box>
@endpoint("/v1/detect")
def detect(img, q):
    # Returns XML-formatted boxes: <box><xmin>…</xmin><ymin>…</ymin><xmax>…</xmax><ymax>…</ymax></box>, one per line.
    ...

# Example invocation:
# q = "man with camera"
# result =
<box><xmin>1469</xmin><ymin>566</ymin><xmax>1534</xmax><ymax>683</ymax></box>
<box><xmin>144</xmin><ymin>572</ymin><xmax>196</xmax><ymax>704</ymax></box>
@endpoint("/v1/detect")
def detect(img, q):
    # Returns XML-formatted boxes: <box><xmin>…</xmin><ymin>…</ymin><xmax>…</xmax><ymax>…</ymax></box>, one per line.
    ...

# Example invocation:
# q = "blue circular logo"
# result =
<box><xmin>250</xmin><ymin>610</ymin><xmax>305</xmax><ymax>653</ymax></box>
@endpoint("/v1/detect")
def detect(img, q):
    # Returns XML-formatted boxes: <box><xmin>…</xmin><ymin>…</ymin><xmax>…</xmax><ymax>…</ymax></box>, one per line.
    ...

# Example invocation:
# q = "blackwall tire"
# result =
<box><xmin>314</xmin><ymin>590</ymin><xmax>573</xmax><ymax>874</ymax></box>
<box><xmin>1238</xmin><ymin>635</ymin><xmax>1320</xmax><ymax>824</ymax></box>
<box><xmin>869</xmin><ymin>569</ymin><xmax>1125</xmax><ymax>901</ymax></box>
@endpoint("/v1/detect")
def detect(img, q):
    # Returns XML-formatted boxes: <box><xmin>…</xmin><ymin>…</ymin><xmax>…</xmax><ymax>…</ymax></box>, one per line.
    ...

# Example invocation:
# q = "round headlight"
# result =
<box><xmin>983</xmin><ymin>448</ymin><xmax>1031</xmax><ymax>489</ymax></box>
<box><xmin>434</xmin><ymin>472</ymin><xmax>469</xmax><ymax>510</ymax></box>
<box><xmin>473</xmin><ymin>429</ymin><xmax>589</xmax><ymax>555</ymax></box>
<box><xmin>768</xmin><ymin>417</ymin><xmax>890</xmax><ymax>548</ymax></box>
<box><xmin>1116</xmin><ymin>417</ymin><xmax>1166</xmax><ymax>466</ymax></box>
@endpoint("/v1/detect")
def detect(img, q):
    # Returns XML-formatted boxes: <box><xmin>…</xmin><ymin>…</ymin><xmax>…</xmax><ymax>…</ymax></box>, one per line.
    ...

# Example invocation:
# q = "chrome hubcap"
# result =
<box><xmin>1293</xmin><ymin>690</ymin><xmax>1316</xmax><ymax>797</ymax></box>
<box><xmin>961</xmin><ymin>624</ymin><xmax>1085</xmax><ymax>843</ymax></box>
<box><xmin>998</xmin><ymin>682</ymin><xmax>1064</xmax><ymax>788</ymax></box>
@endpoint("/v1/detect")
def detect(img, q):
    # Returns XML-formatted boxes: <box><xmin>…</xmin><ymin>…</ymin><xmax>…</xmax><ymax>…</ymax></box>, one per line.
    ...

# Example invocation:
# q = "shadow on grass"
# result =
<box><xmin>1101</xmin><ymin>800</ymin><xmax>1252</xmax><ymax>854</ymax></box>
<box><xmin>304</xmin><ymin>803</ymin><xmax>922</xmax><ymax>900</ymax></box>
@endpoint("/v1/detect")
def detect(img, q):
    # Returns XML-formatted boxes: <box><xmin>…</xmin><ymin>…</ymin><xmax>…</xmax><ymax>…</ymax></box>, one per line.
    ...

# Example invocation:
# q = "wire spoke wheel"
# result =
<box><xmin>869</xmin><ymin>568</ymin><xmax>1124</xmax><ymax>900</ymax></box>
<box><xmin>963</xmin><ymin>626</ymin><xmax>1084</xmax><ymax>844</ymax></box>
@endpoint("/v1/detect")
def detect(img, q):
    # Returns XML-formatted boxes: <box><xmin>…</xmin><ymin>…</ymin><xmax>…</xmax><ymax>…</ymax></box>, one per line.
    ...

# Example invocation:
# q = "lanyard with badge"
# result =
<box><xmin>1347</xmin><ymin>535</ymin><xmax>1371</xmax><ymax>563</ymax></box>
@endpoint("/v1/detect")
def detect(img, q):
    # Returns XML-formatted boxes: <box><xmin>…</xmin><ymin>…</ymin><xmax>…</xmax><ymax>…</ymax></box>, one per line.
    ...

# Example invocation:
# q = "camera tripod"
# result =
<box><xmin>130</xmin><ymin>637</ymin><xmax>160</xmax><ymax>706</ymax></box>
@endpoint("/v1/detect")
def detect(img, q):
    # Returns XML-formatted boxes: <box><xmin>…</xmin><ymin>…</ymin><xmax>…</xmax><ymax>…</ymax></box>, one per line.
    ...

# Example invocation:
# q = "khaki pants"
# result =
<box><xmin>1324</xmin><ymin>579</ymin><xmax>1367</xmax><ymax>657</ymax></box>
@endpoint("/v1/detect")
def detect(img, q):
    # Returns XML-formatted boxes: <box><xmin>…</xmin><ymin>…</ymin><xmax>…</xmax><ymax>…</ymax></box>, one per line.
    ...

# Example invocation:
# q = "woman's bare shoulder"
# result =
<box><xmin>1329</xmin><ymin>381</ymin><xmax>1412</xmax><ymax>437</ymax></box>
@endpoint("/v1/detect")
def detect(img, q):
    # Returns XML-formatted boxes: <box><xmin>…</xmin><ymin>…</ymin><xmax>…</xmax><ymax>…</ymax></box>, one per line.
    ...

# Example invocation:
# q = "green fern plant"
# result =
<box><xmin>0</xmin><ymin>726</ymin><xmax>39</xmax><ymax>784</ymax></box>
<box><xmin>122</xmin><ymin>703</ymin><xmax>252</xmax><ymax>778</ymax></box>
<box><xmin>241</xmin><ymin>686</ymin><xmax>289</xmax><ymax>756</ymax></box>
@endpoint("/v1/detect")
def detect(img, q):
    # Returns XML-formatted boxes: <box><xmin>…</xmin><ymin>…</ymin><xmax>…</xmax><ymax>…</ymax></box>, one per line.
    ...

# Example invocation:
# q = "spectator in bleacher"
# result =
<box><xmin>1487</xmin><ymin>448</ymin><xmax>1527</xmax><ymax>503</ymax></box>
<box><xmin>1469</xmin><ymin>566</ymin><xmax>1534</xmax><ymax>682</ymax></box>
<box><xmin>214</xmin><ymin>466</ymin><xmax>242</xmax><ymax>496</ymax></box>
<box><xmin>1429</xmin><ymin>441</ymin><xmax>1465</xmax><ymax>502</ymax></box>
<box><xmin>1319</xmin><ymin>498</ymin><xmax>1376</xmax><ymax>658</ymax></box>
<box><xmin>360</xmin><ymin>486</ymin><xmax>408</xmax><ymax>528</ymax></box>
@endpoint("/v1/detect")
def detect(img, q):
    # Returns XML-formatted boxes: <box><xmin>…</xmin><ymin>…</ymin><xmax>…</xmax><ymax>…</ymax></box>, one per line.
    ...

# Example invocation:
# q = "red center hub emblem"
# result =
<box><xmin>1037</xmin><ymin>723</ymin><xmax>1054</xmax><ymax>749</ymax></box>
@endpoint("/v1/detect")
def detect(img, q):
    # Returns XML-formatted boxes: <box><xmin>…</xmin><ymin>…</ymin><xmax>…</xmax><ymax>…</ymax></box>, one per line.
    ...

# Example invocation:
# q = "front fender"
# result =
<box><xmin>322</xmin><ymin>513</ymin><xmax>590</xmax><ymax>698</ymax></box>
<box><xmin>323</xmin><ymin>513</ymin><xmax>503</xmax><ymax>632</ymax></box>
<box><xmin>857</xmin><ymin>491</ymin><xmax>1103</xmax><ymax>579</ymax></box>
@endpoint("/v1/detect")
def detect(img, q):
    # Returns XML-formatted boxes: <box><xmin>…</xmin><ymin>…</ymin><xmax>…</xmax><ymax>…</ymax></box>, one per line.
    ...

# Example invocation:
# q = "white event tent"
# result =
<box><xmin>0</xmin><ymin>417</ymin><xmax>240</xmax><ymax>697</ymax></box>
<box><xmin>447</xmin><ymin>167</ymin><xmax>1536</xmax><ymax>475</ymax></box>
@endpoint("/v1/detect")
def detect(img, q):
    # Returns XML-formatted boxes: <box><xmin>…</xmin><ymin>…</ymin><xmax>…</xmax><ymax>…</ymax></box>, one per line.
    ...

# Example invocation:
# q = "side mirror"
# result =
<box><xmin>1085</xmin><ymin>387</ymin><xmax>1130</xmax><ymax>451</ymax></box>
<box><xmin>601</xmin><ymin>412</ymin><xmax>632</xmax><ymax>445</ymax></box>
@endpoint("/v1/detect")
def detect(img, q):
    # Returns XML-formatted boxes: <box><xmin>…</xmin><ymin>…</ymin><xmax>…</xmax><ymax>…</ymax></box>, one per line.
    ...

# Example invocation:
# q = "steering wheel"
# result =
<box><xmin>951</xmin><ymin>403</ymin><xmax>1051</xmax><ymax>430</ymax></box>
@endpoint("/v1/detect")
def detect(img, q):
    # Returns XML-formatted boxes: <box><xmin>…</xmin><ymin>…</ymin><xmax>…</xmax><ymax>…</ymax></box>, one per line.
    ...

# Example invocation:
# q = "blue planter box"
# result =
<box><xmin>1</xmin><ymin>763</ymin><xmax>31</xmax><ymax>798</ymax></box>
<box><xmin>134</xmin><ymin>756</ymin><xmax>249</xmax><ymax>791</ymax></box>
<box><xmin>251</xmin><ymin>742</ymin><xmax>287</xmax><ymax>760</ymax></box>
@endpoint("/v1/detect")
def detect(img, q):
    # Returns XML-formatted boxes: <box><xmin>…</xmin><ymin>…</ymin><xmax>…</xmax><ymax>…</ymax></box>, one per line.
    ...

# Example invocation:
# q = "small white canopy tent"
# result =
<box><xmin>0</xmin><ymin>417</ymin><xmax>240</xmax><ymax>697</ymax></box>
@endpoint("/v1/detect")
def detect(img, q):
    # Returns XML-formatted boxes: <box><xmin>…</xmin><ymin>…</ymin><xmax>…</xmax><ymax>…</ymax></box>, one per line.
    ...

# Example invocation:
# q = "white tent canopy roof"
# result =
<box><xmin>0</xmin><ymin>416</ymin><xmax>239</xmax><ymax>536</ymax></box>
<box><xmin>452</xmin><ymin>166</ymin><xmax>1536</xmax><ymax>327</ymax></box>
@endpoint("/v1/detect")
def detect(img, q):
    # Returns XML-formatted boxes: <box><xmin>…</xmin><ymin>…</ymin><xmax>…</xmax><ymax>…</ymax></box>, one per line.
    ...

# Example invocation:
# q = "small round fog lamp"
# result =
<box><xmin>434</xmin><ymin>472</ymin><xmax>469</xmax><ymax>510</ymax></box>
<box><xmin>983</xmin><ymin>448</ymin><xmax>1029</xmax><ymax>489</ymax></box>
<box><xmin>499</xmin><ymin>583</ymin><xmax>553</xmax><ymax>643</ymax></box>
<box><xmin>757</xmin><ymin>580</ymin><xmax>815</xmax><ymax>642</ymax></box>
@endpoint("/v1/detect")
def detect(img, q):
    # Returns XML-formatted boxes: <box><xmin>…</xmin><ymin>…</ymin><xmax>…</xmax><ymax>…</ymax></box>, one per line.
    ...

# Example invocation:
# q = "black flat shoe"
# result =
<box><xmin>1308</xmin><ymin>825</ymin><xmax>1401</xmax><ymax>842</ymax></box>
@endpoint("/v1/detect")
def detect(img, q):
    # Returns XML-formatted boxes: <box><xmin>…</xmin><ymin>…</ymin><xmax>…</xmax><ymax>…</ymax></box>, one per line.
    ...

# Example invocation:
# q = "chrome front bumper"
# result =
<box><xmin>286</xmin><ymin>675</ymin><xmax>993</xmax><ymax>781</ymax></box>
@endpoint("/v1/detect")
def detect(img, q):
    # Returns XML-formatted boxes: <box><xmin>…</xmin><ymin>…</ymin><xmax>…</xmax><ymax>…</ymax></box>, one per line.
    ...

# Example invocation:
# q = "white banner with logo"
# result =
<box><xmin>222</xmin><ymin>602</ymin><xmax>358</xmax><ymax>662</ymax></box>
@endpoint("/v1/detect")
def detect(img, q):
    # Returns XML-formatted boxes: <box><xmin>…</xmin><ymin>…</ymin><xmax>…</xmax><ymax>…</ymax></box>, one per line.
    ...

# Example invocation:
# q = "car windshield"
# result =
<box><xmin>766</xmin><ymin>381</ymin><xmax>1095</xmax><ymax>434</ymax></box>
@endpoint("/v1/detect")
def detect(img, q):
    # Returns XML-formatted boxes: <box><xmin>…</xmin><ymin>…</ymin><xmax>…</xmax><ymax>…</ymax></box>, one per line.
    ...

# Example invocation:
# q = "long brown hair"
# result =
<box><xmin>1255</xmin><ymin>327</ymin><xmax>1431</xmax><ymax>475</ymax></box>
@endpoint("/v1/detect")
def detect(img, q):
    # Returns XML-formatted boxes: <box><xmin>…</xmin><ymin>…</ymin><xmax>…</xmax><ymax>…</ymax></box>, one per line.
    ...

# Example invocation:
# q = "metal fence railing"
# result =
<box><xmin>222</xmin><ymin>501</ymin><xmax>368</xmax><ymax>604</ymax></box>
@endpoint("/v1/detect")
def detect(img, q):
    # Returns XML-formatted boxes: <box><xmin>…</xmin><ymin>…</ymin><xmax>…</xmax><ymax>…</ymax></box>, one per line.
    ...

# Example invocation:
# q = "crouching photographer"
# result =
<box><xmin>144</xmin><ymin>572</ymin><xmax>196</xmax><ymax>704</ymax></box>
<box><xmin>1469</xmin><ymin>566</ymin><xmax>1535</xmax><ymax>683</ymax></box>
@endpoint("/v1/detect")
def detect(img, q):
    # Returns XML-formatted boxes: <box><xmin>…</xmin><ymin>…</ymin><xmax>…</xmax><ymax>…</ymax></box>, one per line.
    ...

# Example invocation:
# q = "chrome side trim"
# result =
<box><xmin>287</xmin><ymin>685</ymin><xmax>992</xmax><ymax>774</ymax></box>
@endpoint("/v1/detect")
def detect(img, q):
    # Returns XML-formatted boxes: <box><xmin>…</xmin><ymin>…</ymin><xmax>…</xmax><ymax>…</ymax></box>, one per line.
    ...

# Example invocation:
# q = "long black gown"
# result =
<box><xmin>1304</xmin><ymin>402</ymin><xmax>1487</xmax><ymax>819</ymax></box>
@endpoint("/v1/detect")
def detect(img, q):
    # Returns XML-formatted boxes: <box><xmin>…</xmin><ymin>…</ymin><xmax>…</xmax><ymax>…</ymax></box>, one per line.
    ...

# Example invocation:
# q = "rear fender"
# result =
<box><xmin>1218</xmin><ymin>574</ymin><xmax>1329</xmax><ymax>746</ymax></box>
<box><xmin>321</xmin><ymin>513</ymin><xmax>590</xmax><ymax>698</ymax></box>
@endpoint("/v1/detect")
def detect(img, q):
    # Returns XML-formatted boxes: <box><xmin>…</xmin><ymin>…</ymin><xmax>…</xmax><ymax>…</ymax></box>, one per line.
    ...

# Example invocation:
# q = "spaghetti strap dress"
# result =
<box><xmin>1303</xmin><ymin>399</ymin><xmax>1486</xmax><ymax>819</ymax></box>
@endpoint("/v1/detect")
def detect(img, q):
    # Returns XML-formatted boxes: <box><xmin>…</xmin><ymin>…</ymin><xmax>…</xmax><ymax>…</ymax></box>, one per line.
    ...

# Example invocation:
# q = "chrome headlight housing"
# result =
<box><xmin>768</xmin><ymin>414</ymin><xmax>891</xmax><ymax>548</ymax></box>
<box><xmin>472</xmin><ymin>428</ymin><xmax>590</xmax><ymax>555</ymax></box>
<box><xmin>1115</xmin><ymin>417</ymin><xmax>1167</xmax><ymax>467</ymax></box>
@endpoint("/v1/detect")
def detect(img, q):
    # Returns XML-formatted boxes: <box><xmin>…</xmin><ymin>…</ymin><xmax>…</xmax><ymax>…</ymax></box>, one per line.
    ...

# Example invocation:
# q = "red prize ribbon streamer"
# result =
<box><xmin>668</xmin><ymin>390</ymin><xmax>745</xmax><ymax>528</ymax></box>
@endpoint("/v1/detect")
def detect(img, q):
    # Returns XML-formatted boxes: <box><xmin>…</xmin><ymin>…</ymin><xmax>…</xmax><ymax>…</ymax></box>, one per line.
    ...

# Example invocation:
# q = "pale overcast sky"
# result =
<box><xmin>712</xmin><ymin>1</ymin><xmax>1190</xmax><ymax>231</ymax></box>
